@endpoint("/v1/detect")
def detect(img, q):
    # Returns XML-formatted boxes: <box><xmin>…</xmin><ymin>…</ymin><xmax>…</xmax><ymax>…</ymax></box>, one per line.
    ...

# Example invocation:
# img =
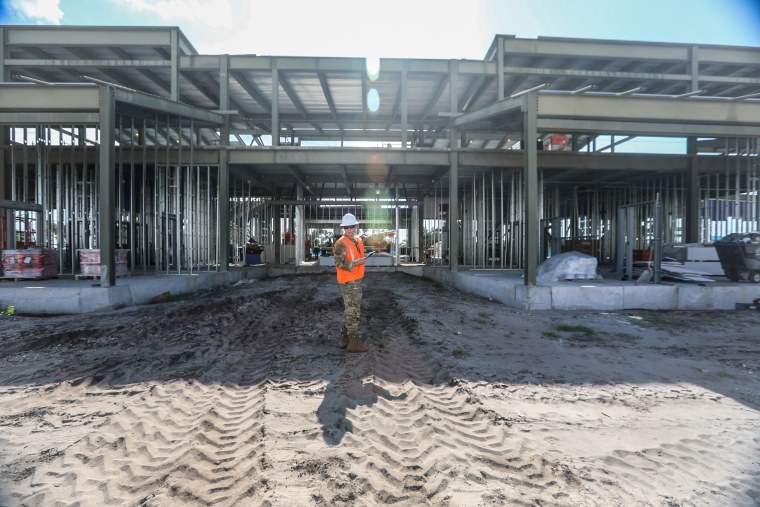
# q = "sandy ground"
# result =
<box><xmin>0</xmin><ymin>271</ymin><xmax>758</xmax><ymax>507</ymax></box>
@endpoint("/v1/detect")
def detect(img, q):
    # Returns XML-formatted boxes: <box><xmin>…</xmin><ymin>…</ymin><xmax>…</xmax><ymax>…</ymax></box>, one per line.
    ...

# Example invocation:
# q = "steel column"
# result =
<box><xmin>98</xmin><ymin>86</ymin><xmax>116</xmax><ymax>286</ymax></box>
<box><xmin>523</xmin><ymin>94</ymin><xmax>538</xmax><ymax>285</ymax></box>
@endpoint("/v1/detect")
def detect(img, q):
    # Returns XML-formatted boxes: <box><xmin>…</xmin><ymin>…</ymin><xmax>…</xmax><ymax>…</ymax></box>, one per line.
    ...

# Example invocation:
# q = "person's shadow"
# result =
<box><xmin>317</xmin><ymin>354</ymin><xmax>407</xmax><ymax>445</ymax></box>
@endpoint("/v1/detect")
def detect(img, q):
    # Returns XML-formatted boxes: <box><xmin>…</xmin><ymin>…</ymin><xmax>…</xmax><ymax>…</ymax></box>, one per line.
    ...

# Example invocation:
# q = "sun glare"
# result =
<box><xmin>367</xmin><ymin>88</ymin><xmax>380</xmax><ymax>112</ymax></box>
<box><xmin>365</xmin><ymin>56</ymin><xmax>380</xmax><ymax>81</ymax></box>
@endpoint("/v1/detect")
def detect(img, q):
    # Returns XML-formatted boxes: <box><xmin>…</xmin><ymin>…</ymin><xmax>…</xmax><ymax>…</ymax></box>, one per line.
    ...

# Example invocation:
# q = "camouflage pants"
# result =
<box><xmin>340</xmin><ymin>279</ymin><xmax>363</xmax><ymax>338</ymax></box>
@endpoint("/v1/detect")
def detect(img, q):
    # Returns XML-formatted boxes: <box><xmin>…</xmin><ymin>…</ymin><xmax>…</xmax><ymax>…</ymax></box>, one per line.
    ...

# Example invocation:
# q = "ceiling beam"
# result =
<box><xmin>279</xmin><ymin>73</ymin><xmax>323</xmax><ymax>134</ymax></box>
<box><xmin>461</xmin><ymin>75</ymin><xmax>494</xmax><ymax>112</ymax></box>
<box><xmin>318</xmin><ymin>71</ymin><xmax>341</xmax><ymax>132</ymax></box>
<box><xmin>286</xmin><ymin>164</ymin><xmax>314</xmax><ymax>194</ymax></box>
<box><xmin>111</xmin><ymin>46</ymin><xmax>170</xmax><ymax>95</ymax></box>
<box><xmin>230</xmin><ymin>70</ymin><xmax>271</xmax><ymax>114</ymax></box>
<box><xmin>421</xmin><ymin>74</ymin><xmax>449</xmax><ymax>120</ymax></box>
<box><xmin>341</xmin><ymin>165</ymin><xmax>352</xmax><ymax>198</ymax></box>
<box><xmin>385</xmin><ymin>165</ymin><xmax>396</xmax><ymax>186</ymax></box>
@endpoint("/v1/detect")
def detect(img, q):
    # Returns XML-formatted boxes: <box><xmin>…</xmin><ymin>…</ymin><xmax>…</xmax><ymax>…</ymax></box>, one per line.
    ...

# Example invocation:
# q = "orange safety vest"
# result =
<box><xmin>335</xmin><ymin>235</ymin><xmax>365</xmax><ymax>284</ymax></box>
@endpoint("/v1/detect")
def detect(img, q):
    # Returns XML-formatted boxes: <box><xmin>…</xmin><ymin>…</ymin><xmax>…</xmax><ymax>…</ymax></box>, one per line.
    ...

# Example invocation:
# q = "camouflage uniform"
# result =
<box><xmin>334</xmin><ymin>239</ymin><xmax>363</xmax><ymax>339</ymax></box>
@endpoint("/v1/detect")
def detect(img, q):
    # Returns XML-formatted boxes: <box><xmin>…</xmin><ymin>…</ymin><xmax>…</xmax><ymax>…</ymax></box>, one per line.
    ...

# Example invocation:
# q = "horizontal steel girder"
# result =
<box><xmin>455</xmin><ymin>92</ymin><xmax>760</xmax><ymax>138</ymax></box>
<box><xmin>0</xmin><ymin>84</ymin><xmax>100</xmax><ymax>111</ymax></box>
<box><xmin>0</xmin><ymin>84</ymin><xmax>224</xmax><ymax>127</ymax></box>
<box><xmin>228</xmin><ymin>148</ymin><xmax>451</xmax><ymax>166</ymax></box>
<box><xmin>536</xmin><ymin>93</ymin><xmax>760</xmax><ymax>129</ymax></box>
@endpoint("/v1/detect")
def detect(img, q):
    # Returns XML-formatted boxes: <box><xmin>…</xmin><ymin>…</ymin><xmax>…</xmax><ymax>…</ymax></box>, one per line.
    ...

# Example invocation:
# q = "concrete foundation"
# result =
<box><xmin>0</xmin><ymin>264</ymin><xmax>757</xmax><ymax>315</ymax></box>
<box><xmin>420</xmin><ymin>267</ymin><xmax>760</xmax><ymax>311</ymax></box>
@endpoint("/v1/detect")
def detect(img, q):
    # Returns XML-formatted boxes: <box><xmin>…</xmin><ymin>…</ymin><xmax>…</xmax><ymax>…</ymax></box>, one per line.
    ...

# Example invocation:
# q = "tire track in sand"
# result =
<box><xmin>10</xmin><ymin>289</ymin><xmax>290</xmax><ymax>506</ymax></box>
<box><xmin>312</xmin><ymin>274</ymin><xmax>579</xmax><ymax>506</ymax></box>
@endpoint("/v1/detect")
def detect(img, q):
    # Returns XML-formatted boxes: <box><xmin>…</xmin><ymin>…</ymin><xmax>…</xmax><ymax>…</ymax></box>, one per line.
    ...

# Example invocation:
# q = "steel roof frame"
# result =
<box><xmin>3</xmin><ymin>25</ymin><xmax>760</xmax><ymax>281</ymax></box>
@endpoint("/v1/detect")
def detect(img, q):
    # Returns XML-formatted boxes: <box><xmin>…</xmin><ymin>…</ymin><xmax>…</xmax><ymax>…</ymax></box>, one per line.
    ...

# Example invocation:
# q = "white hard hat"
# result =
<box><xmin>340</xmin><ymin>213</ymin><xmax>359</xmax><ymax>227</ymax></box>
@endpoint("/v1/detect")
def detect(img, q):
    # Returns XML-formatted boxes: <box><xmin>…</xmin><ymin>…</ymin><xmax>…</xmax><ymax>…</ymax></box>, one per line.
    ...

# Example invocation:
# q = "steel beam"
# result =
<box><xmin>400</xmin><ymin>68</ymin><xmax>407</xmax><ymax>147</ymax></box>
<box><xmin>453</xmin><ymin>95</ymin><xmax>523</xmax><ymax>127</ymax></box>
<box><xmin>0</xmin><ymin>199</ymin><xmax>43</xmax><ymax>211</ymax></box>
<box><xmin>502</xmin><ymin>37</ymin><xmax>689</xmax><ymax>61</ymax></box>
<box><xmin>228</xmin><ymin>148</ymin><xmax>450</xmax><ymax>166</ymax></box>
<box><xmin>449</xmin><ymin>146</ymin><xmax>459</xmax><ymax>272</ymax></box>
<box><xmin>0</xmin><ymin>83</ymin><xmax>100</xmax><ymax>111</ymax></box>
<box><xmin>539</xmin><ymin>119</ymin><xmax>760</xmax><ymax>138</ymax></box>
<box><xmin>272</xmin><ymin>62</ymin><xmax>279</xmax><ymax>147</ymax></box>
<box><xmin>279</xmin><ymin>73</ymin><xmax>322</xmax><ymax>134</ymax></box>
<box><xmin>318</xmin><ymin>72</ymin><xmax>339</xmax><ymax>122</ymax></box>
<box><xmin>219</xmin><ymin>151</ymin><xmax>230</xmax><ymax>271</ymax></box>
<box><xmin>523</xmin><ymin>94</ymin><xmax>538</xmax><ymax>285</ymax></box>
<box><xmin>1</xmin><ymin>27</ymin><xmax>7</xmax><ymax>81</ymax></box>
<box><xmin>98</xmin><ymin>85</ymin><xmax>116</xmax><ymax>286</ymax></box>
<box><xmin>536</xmin><ymin>92</ymin><xmax>760</xmax><ymax>125</ymax></box>
<box><xmin>113</xmin><ymin>88</ymin><xmax>224</xmax><ymax>125</ymax></box>
<box><xmin>5</xmin><ymin>57</ymin><xmax>170</xmax><ymax>68</ymax></box>
<box><xmin>5</xmin><ymin>26</ymin><xmax>172</xmax><ymax>47</ymax></box>
<box><xmin>264</xmin><ymin>199</ymin><xmax>420</xmax><ymax>206</ymax></box>
<box><xmin>220</xmin><ymin>55</ymin><xmax>492</xmax><ymax>75</ymax></box>
<box><xmin>698</xmin><ymin>46</ymin><xmax>760</xmax><ymax>65</ymax></box>
<box><xmin>0</xmin><ymin>112</ymin><xmax>99</xmax><ymax>124</ymax></box>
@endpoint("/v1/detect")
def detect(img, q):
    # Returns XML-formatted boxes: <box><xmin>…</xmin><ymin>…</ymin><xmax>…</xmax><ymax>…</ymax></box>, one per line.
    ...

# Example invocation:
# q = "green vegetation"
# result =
<box><xmin>545</xmin><ymin>322</ymin><xmax>643</xmax><ymax>347</ymax></box>
<box><xmin>472</xmin><ymin>312</ymin><xmax>493</xmax><ymax>325</ymax></box>
<box><xmin>615</xmin><ymin>333</ymin><xmax>642</xmax><ymax>344</ymax></box>
<box><xmin>0</xmin><ymin>306</ymin><xmax>14</xmax><ymax>316</ymax></box>
<box><xmin>452</xmin><ymin>348</ymin><xmax>469</xmax><ymax>358</ymax></box>
<box><xmin>627</xmin><ymin>312</ymin><xmax>715</xmax><ymax>332</ymax></box>
<box><xmin>555</xmin><ymin>323</ymin><xmax>595</xmax><ymax>335</ymax></box>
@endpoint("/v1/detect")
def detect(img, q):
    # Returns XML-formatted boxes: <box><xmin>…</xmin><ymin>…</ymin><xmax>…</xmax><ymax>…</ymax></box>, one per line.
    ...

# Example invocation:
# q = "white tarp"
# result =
<box><xmin>537</xmin><ymin>251</ymin><xmax>600</xmax><ymax>283</ymax></box>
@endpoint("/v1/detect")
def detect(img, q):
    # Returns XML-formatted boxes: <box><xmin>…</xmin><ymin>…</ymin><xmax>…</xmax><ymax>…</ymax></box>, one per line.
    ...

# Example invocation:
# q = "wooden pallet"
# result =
<box><xmin>1</xmin><ymin>276</ymin><xmax>59</xmax><ymax>282</ymax></box>
<box><xmin>75</xmin><ymin>273</ymin><xmax>131</xmax><ymax>280</ymax></box>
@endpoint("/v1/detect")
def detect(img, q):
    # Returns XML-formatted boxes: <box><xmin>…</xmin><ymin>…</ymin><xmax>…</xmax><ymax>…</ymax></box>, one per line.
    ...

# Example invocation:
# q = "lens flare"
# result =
<box><xmin>367</xmin><ymin>88</ymin><xmax>380</xmax><ymax>112</ymax></box>
<box><xmin>366</xmin><ymin>56</ymin><xmax>380</xmax><ymax>81</ymax></box>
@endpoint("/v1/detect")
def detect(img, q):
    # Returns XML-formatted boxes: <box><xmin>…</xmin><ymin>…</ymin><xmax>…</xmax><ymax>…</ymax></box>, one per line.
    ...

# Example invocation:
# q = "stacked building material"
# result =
<box><xmin>78</xmin><ymin>249</ymin><xmax>130</xmax><ymax>277</ymax></box>
<box><xmin>1</xmin><ymin>248</ymin><xmax>59</xmax><ymax>279</ymax></box>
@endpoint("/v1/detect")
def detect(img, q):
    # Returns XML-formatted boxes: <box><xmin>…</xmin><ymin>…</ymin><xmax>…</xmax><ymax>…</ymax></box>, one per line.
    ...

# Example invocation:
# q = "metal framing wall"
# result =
<box><xmin>1</xmin><ymin>119</ymin><xmax>223</xmax><ymax>277</ymax></box>
<box><xmin>0</xmin><ymin>82</ymin><xmax>225</xmax><ymax>284</ymax></box>
<box><xmin>2</xmin><ymin>27</ymin><xmax>760</xmax><ymax>287</ymax></box>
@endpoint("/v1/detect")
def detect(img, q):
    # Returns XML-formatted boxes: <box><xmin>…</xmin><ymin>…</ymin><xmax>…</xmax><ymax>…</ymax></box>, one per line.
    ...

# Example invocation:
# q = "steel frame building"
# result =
<box><xmin>1</xmin><ymin>26</ymin><xmax>759</xmax><ymax>285</ymax></box>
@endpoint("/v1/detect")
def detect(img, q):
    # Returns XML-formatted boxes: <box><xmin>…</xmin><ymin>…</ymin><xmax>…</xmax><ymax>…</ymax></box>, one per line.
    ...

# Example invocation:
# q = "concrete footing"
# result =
<box><xmin>0</xmin><ymin>264</ymin><xmax>757</xmax><ymax>314</ymax></box>
<box><xmin>422</xmin><ymin>267</ymin><xmax>760</xmax><ymax>311</ymax></box>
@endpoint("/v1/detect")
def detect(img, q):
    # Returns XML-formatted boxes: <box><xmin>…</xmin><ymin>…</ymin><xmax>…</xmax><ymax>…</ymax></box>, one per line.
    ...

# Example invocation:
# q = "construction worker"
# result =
<box><xmin>334</xmin><ymin>213</ymin><xmax>371</xmax><ymax>353</ymax></box>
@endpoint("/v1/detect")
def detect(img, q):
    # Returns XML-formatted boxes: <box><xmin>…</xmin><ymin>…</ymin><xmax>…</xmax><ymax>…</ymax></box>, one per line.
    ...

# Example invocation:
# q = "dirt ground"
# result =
<box><xmin>0</xmin><ymin>271</ymin><xmax>758</xmax><ymax>507</ymax></box>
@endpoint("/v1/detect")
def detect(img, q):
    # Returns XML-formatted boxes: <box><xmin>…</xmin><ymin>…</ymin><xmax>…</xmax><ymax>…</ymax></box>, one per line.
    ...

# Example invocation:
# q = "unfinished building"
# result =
<box><xmin>1</xmin><ymin>26</ymin><xmax>759</xmax><ymax>307</ymax></box>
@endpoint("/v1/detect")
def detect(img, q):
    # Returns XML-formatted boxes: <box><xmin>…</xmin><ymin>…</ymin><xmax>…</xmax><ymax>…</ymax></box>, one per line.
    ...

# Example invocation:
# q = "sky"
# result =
<box><xmin>1</xmin><ymin>0</ymin><xmax>760</xmax><ymax>59</ymax></box>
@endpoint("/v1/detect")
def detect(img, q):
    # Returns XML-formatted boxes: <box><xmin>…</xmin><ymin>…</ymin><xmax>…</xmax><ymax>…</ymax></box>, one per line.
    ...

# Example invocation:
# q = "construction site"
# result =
<box><xmin>2</xmin><ymin>26</ymin><xmax>760</xmax><ymax>311</ymax></box>
<box><xmin>1</xmin><ymin>24</ymin><xmax>760</xmax><ymax>507</ymax></box>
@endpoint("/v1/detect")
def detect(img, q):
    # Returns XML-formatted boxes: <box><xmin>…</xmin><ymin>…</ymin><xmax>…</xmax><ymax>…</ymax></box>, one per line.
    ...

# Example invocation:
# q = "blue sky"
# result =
<box><xmin>1</xmin><ymin>0</ymin><xmax>760</xmax><ymax>59</ymax></box>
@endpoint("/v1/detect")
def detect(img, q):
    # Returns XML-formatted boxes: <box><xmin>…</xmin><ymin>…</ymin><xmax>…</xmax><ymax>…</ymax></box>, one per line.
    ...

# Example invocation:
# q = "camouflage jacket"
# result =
<box><xmin>334</xmin><ymin>236</ymin><xmax>363</xmax><ymax>271</ymax></box>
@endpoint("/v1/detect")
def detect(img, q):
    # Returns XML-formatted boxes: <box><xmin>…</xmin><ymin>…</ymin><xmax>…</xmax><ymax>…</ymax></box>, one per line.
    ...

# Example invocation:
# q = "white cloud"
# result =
<box><xmin>160</xmin><ymin>0</ymin><xmax>492</xmax><ymax>59</ymax></box>
<box><xmin>8</xmin><ymin>0</ymin><xmax>64</xmax><ymax>24</ymax></box>
<box><xmin>122</xmin><ymin>0</ymin><xmax>243</xmax><ymax>31</ymax></box>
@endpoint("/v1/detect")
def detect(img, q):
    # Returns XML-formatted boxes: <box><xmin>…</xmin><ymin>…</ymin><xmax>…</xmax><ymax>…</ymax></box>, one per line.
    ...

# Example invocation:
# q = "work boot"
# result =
<box><xmin>339</xmin><ymin>333</ymin><xmax>350</xmax><ymax>349</ymax></box>
<box><xmin>346</xmin><ymin>336</ymin><xmax>368</xmax><ymax>353</ymax></box>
